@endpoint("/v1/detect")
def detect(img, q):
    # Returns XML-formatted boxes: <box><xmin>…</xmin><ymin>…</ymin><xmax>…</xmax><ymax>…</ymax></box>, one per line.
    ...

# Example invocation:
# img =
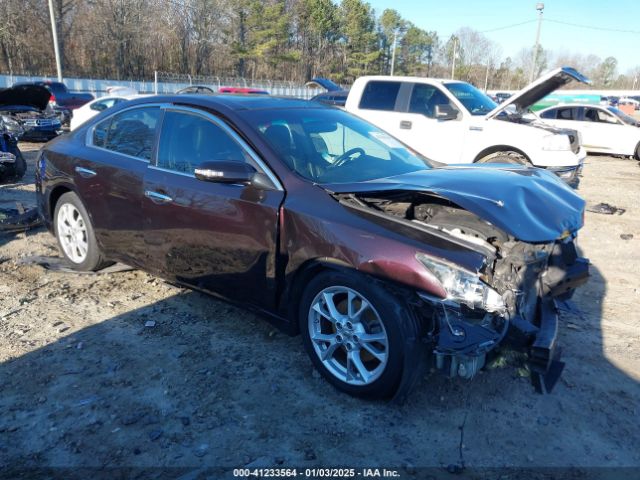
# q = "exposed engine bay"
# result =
<box><xmin>336</xmin><ymin>190</ymin><xmax>589</xmax><ymax>391</ymax></box>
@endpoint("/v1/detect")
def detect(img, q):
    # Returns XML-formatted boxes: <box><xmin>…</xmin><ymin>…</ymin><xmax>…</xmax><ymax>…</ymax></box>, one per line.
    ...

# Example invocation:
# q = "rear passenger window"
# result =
<box><xmin>409</xmin><ymin>84</ymin><xmax>451</xmax><ymax>118</ymax></box>
<box><xmin>556</xmin><ymin>108</ymin><xmax>576</xmax><ymax>120</ymax></box>
<box><xmin>359</xmin><ymin>81</ymin><xmax>401</xmax><ymax>111</ymax></box>
<box><xmin>539</xmin><ymin>109</ymin><xmax>556</xmax><ymax>119</ymax></box>
<box><xmin>98</xmin><ymin>107</ymin><xmax>160</xmax><ymax>160</ymax></box>
<box><xmin>157</xmin><ymin>111</ymin><xmax>250</xmax><ymax>174</ymax></box>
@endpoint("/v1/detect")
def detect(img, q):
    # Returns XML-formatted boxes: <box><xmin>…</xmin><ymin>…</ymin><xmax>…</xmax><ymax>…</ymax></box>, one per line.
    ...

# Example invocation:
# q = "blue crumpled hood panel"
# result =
<box><xmin>324</xmin><ymin>164</ymin><xmax>585</xmax><ymax>243</ymax></box>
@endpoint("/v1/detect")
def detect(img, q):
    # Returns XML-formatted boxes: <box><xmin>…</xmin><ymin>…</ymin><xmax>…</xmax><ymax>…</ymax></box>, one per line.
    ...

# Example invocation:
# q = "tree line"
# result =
<box><xmin>1</xmin><ymin>0</ymin><xmax>638</xmax><ymax>90</ymax></box>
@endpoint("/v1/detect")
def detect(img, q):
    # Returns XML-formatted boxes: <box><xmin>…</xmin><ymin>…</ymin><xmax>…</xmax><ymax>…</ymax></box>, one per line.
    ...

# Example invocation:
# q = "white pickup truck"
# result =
<box><xmin>343</xmin><ymin>67</ymin><xmax>589</xmax><ymax>186</ymax></box>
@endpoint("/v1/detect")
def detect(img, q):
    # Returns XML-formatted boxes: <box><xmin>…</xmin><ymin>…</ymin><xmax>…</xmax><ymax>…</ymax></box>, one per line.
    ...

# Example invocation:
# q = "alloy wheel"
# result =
<box><xmin>57</xmin><ymin>203</ymin><xmax>89</xmax><ymax>263</ymax></box>
<box><xmin>308</xmin><ymin>286</ymin><xmax>388</xmax><ymax>386</ymax></box>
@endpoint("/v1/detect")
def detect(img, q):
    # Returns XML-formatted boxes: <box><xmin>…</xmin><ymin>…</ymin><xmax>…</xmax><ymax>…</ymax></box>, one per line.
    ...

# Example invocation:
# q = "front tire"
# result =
<box><xmin>54</xmin><ymin>191</ymin><xmax>108</xmax><ymax>271</ymax></box>
<box><xmin>299</xmin><ymin>270</ymin><xmax>407</xmax><ymax>399</ymax></box>
<box><xmin>476</xmin><ymin>151</ymin><xmax>530</xmax><ymax>165</ymax></box>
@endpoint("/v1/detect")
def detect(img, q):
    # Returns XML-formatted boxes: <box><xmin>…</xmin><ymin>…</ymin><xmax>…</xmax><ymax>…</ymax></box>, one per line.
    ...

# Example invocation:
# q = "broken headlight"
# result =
<box><xmin>416</xmin><ymin>253</ymin><xmax>505</xmax><ymax>313</ymax></box>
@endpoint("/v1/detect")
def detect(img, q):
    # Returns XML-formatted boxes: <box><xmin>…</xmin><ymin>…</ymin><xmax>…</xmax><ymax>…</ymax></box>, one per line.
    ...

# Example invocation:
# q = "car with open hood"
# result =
<box><xmin>344</xmin><ymin>67</ymin><xmax>590</xmax><ymax>187</ymax></box>
<box><xmin>0</xmin><ymin>84</ymin><xmax>63</xmax><ymax>141</ymax></box>
<box><xmin>35</xmin><ymin>96</ymin><xmax>589</xmax><ymax>399</ymax></box>
<box><xmin>538</xmin><ymin>103</ymin><xmax>640</xmax><ymax>159</ymax></box>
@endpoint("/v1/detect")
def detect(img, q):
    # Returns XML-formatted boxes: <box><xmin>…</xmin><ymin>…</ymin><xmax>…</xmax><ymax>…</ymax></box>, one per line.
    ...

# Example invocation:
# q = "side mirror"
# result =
<box><xmin>435</xmin><ymin>104</ymin><xmax>459</xmax><ymax>121</ymax></box>
<box><xmin>194</xmin><ymin>161</ymin><xmax>257</xmax><ymax>184</ymax></box>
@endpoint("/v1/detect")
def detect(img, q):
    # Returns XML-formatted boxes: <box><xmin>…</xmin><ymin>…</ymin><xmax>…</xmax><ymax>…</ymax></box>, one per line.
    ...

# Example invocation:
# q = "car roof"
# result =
<box><xmin>540</xmin><ymin>103</ymin><xmax>604</xmax><ymax>111</ymax></box>
<box><xmin>125</xmin><ymin>94</ymin><xmax>322</xmax><ymax>111</ymax></box>
<box><xmin>355</xmin><ymin>75</ymin><xmax>465</xmax><ymax>85</ymax></box>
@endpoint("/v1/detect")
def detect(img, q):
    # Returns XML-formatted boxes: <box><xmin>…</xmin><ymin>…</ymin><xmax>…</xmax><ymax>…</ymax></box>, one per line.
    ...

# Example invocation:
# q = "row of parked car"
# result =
<box><xmin>24</xmin><ymin>68</ymin><xmax>601</xmax><ymax>399</ymax></box>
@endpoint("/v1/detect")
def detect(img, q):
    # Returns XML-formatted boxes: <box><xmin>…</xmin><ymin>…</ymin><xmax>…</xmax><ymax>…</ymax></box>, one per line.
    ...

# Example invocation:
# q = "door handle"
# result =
<box><xmin>75</xmin><ymin>166</ymin><xmax>97</xmax><ymax>178</ymax></box>
<box><xmin>400</xmin><ymin>120</ymin><xmax>412</xmax><ymax>129</ymax></box>
<box><xmin>145</xmin><ymin>190</ymin><xmax>173</xmax><ymax>204</ymax></box>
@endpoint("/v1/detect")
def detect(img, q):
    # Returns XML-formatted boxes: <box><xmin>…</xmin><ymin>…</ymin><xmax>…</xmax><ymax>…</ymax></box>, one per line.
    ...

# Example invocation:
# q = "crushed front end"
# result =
<box><xmin>337</xmin><ymin>189</ymin><xmax>589</xmax><ymax>393</ymax></box>
<box><xmin>416</xmin><ymin>235</ymin><xmax>588</xmax><ymax>393</ymax></box>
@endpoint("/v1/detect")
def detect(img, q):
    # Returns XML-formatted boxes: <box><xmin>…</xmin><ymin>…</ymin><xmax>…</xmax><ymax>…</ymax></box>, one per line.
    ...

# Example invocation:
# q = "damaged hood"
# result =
<box><xmin>0</xmin><ymin>85</ymin><xmax>50</xmax><ymax>111</ymax></box>
<box><xmin>486</xmin><ymin>67</ymin><xmax>590</xmax><ymax>119</ymax></box>
<box><xmin>323</xmin><ymin>165</ymin><xmax>585</xmax><ymax>243</ymax></box>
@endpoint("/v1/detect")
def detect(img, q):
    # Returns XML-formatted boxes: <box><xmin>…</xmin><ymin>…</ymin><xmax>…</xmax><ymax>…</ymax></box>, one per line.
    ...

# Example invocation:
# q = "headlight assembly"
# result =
<box><xmin>416</xmin><ymin>253</ymin><xmax>505</xmax><ymax>313</ymax></box>
<box><xmin>1</xmin><ymin>115</ymin><xmax>22</xmax><ymax>132</ymax></box>
<box><xmin>541</xmin><ymin>134</ymin><xmax>570</xmax><ymax>151</ymax></box>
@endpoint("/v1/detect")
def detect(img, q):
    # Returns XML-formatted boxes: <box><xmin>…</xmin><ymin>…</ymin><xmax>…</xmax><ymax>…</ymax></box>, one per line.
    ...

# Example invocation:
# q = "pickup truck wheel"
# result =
<box><xmin>634</xmin><ymin>142</ymin><xmax>640</xmax><ymax>161</ymax></box>
<box><xmin>54</xmin><ymin>192</ymin><xmax>109</xmax><ymax>271</ymax></box>
<box><xmin>476</xmin><ymin>151</ymin><xmax>530</xmax><ymax>165</ymax></box>
<box><xmin>299</xmin><ymin>270</ymin><xmax>406</xmax><ymax>399</ymax></box>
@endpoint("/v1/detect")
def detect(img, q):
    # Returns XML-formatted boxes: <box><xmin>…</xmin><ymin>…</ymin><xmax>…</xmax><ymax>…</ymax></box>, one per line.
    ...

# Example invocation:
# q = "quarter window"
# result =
<box><xmin>156</xmin><ymin>110</ymin><xmax>250</xmax><ymax>174</ymax></box>
<box><xmin>358</xmin><ymin>81</ymin><xmax>401</xmax><ymax>111</ymax></box>
<box><xmin>93</xmin><ymin>107</ymin><xmax>160</xmax><ymax>160</ymax></box>
<box><xmin>409</xmin><ymin>84</ymin><xmax>451</xmax><ymax>118</ymax></box>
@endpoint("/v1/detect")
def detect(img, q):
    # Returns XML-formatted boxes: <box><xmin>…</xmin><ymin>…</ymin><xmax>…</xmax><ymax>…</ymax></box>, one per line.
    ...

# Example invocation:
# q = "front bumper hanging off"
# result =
<box><xmin>529</xmin><ymin>298</ymin><xmax>565</xmax><ymax>393</ymax></box>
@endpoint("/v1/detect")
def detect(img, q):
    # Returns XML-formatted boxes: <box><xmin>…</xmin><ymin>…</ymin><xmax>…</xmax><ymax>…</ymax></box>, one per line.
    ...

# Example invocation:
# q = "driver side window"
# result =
<box><xmin>156</xmin><ymin>110</ymin><xmax>251</xmax><ymax>174</ymax></box>
<box><xmin>312</xmin><ymin>126</ymin><xmax>391</xmax><ymax>161</ymax></box>
<box><xmin>408</xmin><ymin>84</ymin><xmax>451</xmax><ymax>118</ymax></box>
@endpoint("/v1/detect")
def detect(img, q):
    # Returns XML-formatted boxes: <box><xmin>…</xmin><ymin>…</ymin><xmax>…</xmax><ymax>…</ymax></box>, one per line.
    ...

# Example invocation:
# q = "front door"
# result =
<box><xmin>392</xmin><ymin>83</ymin><xmax>467</xmax><ymax>163</ymax></box>
<box><xmin>142</xmin><ymin>107</ymin><xmax>284</xmax><ymax>310</ymax></box>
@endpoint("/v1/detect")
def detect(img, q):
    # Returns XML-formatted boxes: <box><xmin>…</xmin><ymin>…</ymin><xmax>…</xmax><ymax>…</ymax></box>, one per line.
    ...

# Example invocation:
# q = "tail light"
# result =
<box><xmin>49</xmin><ymin>94</ymin><xmax>56</xmax><ymax>105</ymax></box>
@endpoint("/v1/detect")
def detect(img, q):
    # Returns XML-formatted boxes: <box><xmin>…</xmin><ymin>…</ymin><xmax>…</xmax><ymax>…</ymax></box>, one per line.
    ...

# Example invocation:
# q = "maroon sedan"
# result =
<box><xmin>36</xmin><ymin>95</ymin><xmax>588</xmax><ymax>399</ymax></box>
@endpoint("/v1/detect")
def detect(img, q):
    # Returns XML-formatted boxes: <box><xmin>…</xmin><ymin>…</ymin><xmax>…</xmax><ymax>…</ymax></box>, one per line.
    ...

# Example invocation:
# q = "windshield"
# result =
<box><xmin>443</xmin><ymin>82</ymin><xmax>497</xmax><ymax>116</ymax></box>
<box><xmin>608</xmin><ymin>106</ymin><xmax>639</xmax><ymax>125</ymax></box>
<box><xmin>242</xmin><ymin>107</ymin><xmax>432</xmax><ymax>184</ymax></box>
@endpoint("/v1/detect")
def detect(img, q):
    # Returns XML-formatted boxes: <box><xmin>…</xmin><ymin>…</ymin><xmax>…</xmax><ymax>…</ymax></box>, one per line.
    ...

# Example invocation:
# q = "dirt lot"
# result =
<box><xmin>0</xmin><ymin>143</ymin><xmax>639</xmax><ymax>478</ymax></box>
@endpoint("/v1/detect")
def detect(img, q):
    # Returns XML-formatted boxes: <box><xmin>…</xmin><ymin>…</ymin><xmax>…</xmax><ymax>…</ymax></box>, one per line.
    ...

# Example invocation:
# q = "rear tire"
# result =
<box><xmin>634</xmin><ymin>142</ymin><xmax>640</xmax><ymax>161</ymax></box>
<box><xmin>54</xmin><ymin>191</ymin><xmax>108</xmax><ymax>271</ymax></box>
<box><xmin>476</xmin><ymin>151</ymin><xmax>530</xmax><ymax>165</ymax></box>
<box><xmin>299</xmin><ymin>270</ymin><xmax>408</xmax><ymax>399</ymax></box>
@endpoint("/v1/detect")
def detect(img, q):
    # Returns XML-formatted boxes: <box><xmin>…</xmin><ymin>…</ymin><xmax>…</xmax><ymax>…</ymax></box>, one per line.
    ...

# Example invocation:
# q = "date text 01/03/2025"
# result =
<box><xmin>232</xmin><ymin>468</ymin><xmax>401</xmax><ymax>478</ymax></box>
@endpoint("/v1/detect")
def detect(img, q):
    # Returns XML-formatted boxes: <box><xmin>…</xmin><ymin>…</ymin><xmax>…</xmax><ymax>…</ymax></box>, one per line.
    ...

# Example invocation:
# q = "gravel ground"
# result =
<box><xmin>0</xmin><ymin>143</ymin><xmax>639</xmax><ymax>478</ymax></box>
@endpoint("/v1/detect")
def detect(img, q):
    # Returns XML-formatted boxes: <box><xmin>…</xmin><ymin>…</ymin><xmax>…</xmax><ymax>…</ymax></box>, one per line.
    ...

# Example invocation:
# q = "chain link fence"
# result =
<box><xmin>0</xmin><ymin>72</ymin><xmax>324</xmax><ymax>99</ymax></box>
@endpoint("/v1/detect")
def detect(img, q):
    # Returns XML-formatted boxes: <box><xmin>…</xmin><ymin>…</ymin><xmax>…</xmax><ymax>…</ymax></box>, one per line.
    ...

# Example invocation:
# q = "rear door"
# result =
<box><xmin>76</xmin><ymin>105</ymin><xmax>161</xmax><ymax>266</ymax></box>
<box><xmin>349</xmin><ymin>80</ymin><xmax>406</xmax><ymax>138</ymax></box>
<box><xmin>142</xmin><ymin>106</ymin><xmax>284</xmax><ymax>309</ymax></box>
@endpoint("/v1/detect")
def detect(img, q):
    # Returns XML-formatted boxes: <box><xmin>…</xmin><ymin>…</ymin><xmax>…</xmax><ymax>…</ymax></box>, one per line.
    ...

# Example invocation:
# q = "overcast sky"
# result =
<box><xmin>365</xmin><ymin>0</ymin><xmax>640</xmax><ymax>74</ymax></box>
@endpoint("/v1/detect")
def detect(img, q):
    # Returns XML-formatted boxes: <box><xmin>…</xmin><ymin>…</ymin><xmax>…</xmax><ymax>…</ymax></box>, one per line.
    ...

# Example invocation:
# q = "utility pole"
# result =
<box><xmin>48</xmin><ymin>0</ymin><xmax>63</xmax><ymax>81</ymax></box>
<box><xmin>390</xmin><ymin>30</ymin><xmax>398</xmax><ymax>76</ymax></box>
<box><xmin>451</xmin><ymin>37</ymin><xmax>457</xmax><ymax>80</ymax></box>
<box><xmin>529</xmin><ymin>2</ymin><xmax>544</xmax><ymax>83</ymax></box>
<box><xmin>484</xmin><ymin>60</ymin><xmax>491</xmax><ymax>92</ymax></box>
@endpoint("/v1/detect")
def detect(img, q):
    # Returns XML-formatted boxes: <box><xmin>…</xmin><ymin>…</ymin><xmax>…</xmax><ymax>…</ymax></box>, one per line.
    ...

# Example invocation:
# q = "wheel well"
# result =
<box><xmin>473</xmin><ymin>145</ymin><xmax>531</xmax><ymax>163</ymax></box>
<box><xmin>48</xmin><ymin>185</ymin><xmax>73</xmax><ymax>220</ymax></box>
<box><xmin>280</xmin><ymin>258</ymin><xmax>353</xmax><ymax>335</ymax></box>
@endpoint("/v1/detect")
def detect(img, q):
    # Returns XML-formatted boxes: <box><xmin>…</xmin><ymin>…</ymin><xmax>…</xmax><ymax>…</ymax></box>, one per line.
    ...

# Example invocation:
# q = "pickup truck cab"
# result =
<box><xmin>344</xmin><ymin>67</ymin><xmax>589</xmax><ymax>186</ymax></box>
